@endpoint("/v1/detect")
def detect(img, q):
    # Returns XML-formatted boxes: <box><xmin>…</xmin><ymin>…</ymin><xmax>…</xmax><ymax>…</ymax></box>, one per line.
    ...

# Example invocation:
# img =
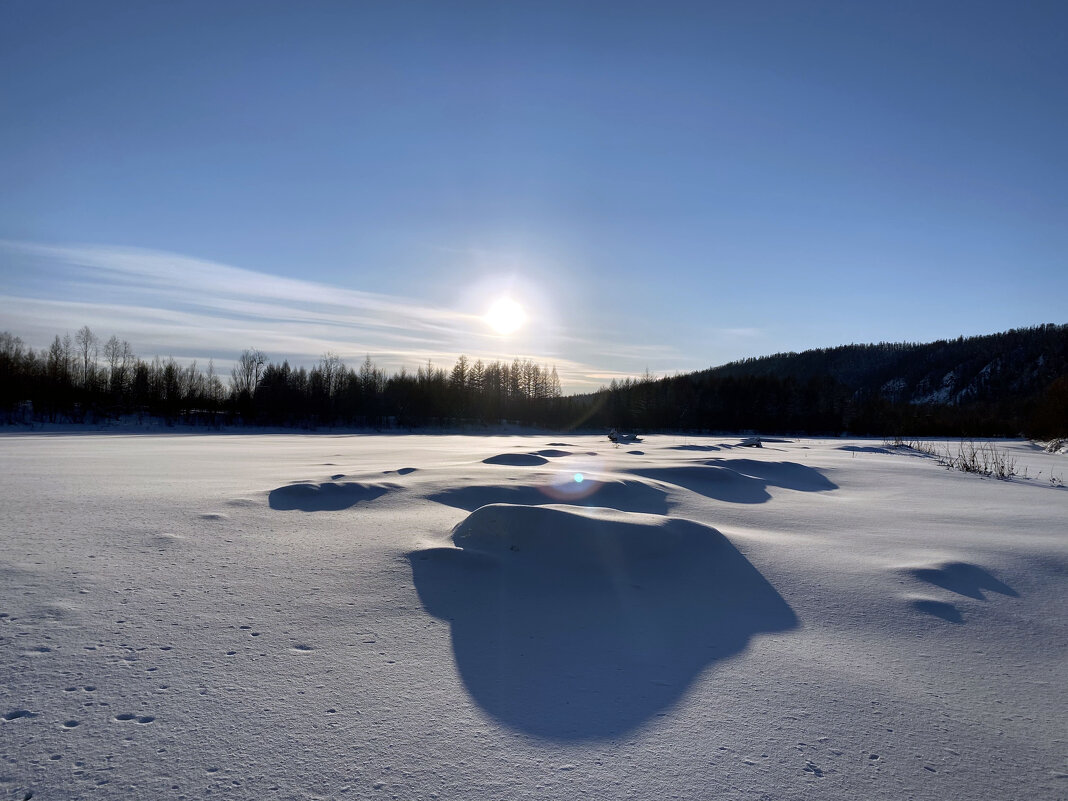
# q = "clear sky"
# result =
<box><xmin>2</xmin><ymin>0</ymin><xmax>1065</xmax><ymax>392</ymax></box>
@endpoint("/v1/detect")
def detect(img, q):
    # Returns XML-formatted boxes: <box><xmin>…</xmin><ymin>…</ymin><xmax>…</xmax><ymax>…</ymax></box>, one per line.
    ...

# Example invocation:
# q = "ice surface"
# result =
<box><xmin>1</xmin><ymin>433</ymin><xmax>1065</xmax><ymax>799</ymax></box>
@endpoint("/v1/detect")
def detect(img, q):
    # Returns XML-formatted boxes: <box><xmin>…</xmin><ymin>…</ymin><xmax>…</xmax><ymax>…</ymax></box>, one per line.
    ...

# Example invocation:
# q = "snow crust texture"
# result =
<box><xmin>1</xmin><ymin>433</ymin><xmax>1065</xmax><ymax>800</ymax></box>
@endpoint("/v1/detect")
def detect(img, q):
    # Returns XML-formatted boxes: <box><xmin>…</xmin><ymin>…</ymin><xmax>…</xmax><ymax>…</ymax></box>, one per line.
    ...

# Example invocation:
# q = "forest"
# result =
<box><xmin>1</xmin><ymin>324</ymin><xmax>1065</xmax><ymax>437</ymax></box>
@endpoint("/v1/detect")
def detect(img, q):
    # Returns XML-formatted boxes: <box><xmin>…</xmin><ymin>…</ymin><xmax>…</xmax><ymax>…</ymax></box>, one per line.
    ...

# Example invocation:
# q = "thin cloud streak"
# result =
<box><xmin>6</xmin><ymin>241</ymin><xmax>471</xmax><ymax>332</ymax></box>
<box><xmin>0</xmin><ymin>241</ymin><xmax>633</xmax><ymax>391</ymax></box>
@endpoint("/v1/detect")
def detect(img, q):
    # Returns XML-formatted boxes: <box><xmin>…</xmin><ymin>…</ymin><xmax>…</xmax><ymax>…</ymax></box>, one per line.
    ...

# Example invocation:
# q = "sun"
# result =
<box><xmin>484</xmin><ymin>296</ymin><xmax>527</xmax><ymax>335</ymax></box>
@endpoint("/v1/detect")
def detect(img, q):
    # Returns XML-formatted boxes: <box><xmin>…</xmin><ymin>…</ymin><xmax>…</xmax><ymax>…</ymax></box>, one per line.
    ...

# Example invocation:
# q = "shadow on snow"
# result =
<box><xmin>408</xmin><ymin>504</ymin><xmax>798</xmax><ymax>740</ymax></box>
<box><xmin>628</xmin><ymin>459</ymin><xmax>836</xmax><ymax>505</ymax></box>
<box><xmin>268</xmin><ymin>481</ymin><xmax>393</xmax><ymax>511</ymax></box>
<box><xmin>428</xmin><ymin>479</ymin><xmax>671</xmax><ymax>516</ymax></box>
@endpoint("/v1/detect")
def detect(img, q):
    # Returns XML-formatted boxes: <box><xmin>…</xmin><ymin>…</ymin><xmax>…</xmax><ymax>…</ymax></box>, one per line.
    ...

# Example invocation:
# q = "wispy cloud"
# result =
<box><xmin>0</xmin><ymin>240</ymin><xmax>627</xmax><ymax>390</ymax></box>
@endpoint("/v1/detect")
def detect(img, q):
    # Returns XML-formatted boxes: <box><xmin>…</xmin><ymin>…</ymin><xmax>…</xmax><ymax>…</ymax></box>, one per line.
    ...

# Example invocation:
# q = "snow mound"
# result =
<box><xmin>482</xmin><ymin>452</ymin><xmax>549</xmax><ymax>466</ymax></box>
<box><xmin>629</xmin><ymin>459</ymin><xmax>836</xmax><ymax>504</ymax></box>
<box><xmin>428</xmin><ymin>476</ymin><xmax>670</xmax><ymax>515</ymax></box>
<box><xmin>410</xmin><ymin>504</ymin><xmax>798</xmax><ymax>738</ymax></box>
<box><xmin>267</xmin><ymin>481</ymin><xmax>395</xmax><ymax>511</ymax></box>
<box><xmin>706</xmin><ymin>458</ymin><xmax>838</xmax><ymax>492</ymax></box>
<box><xmin>451</xmin><ymin>503</ymin><xmax>694</xmax><ymax>567</ymax></box>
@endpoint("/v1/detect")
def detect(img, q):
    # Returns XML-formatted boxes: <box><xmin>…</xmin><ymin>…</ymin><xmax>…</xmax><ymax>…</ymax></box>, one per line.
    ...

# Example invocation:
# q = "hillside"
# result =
<box><xmin>578</xmin><ymin>324</ymin><xmax>1068</xmax><ymax>436</ymax></box>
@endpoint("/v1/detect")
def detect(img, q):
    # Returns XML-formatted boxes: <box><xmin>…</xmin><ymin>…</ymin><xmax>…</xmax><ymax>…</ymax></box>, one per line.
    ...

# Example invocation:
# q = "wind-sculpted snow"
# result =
<box><xmin>707</xmin><ymin>458</ymin><xmax>838</xmax><ymax>492</ymax></box>
<box><xmin>482</xmin><ymin>452</ymin><xmax>549</xmax><ymax>466</ymax></box>
<box><xmin>268</xmin><ymin>480</ymin><xmax>395</xmax><ymax>511</ymax></box>
<box><xmin>428</xmin><ymin>476</ymin><xmax>671</xmax><ymax>515</ymax></box>
<box><xmin>409</xmin><ymin>503</ymin><xmax>798</xmax><ymax>739</ymax></box>
<box><xmin>2</xmin><ymin>433</ymin><xmax>1066</xmax><ymax>801</ymax></box>
<box><xmin>629</xmin><ymin>459</ymin><xmax>837</xmax><ymax>504</ymax></box>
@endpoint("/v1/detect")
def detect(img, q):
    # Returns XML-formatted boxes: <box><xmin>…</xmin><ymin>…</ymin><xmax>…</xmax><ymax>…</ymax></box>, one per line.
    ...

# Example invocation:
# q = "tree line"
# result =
<box><xmin>0</xmin><ymin>327</ymin><xmax>564</xmax><ymax>428</ymax></box>
<box><xmin>567</xmin><ymin>324</ymin><xmax>1068</xmax><ymax>438</ymax></box>
<box><xmin>1</xmin><ymin>324</ymin><xmax>1064</xmax><ymax>436</ymax></box>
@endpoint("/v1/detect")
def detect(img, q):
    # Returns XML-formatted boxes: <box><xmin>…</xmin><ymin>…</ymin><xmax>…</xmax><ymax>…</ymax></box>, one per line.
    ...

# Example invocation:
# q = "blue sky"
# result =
<box><xmin>2</xmin><ymin>1</ymin><xmax>1065</xmax><ymax>391</ymax></box>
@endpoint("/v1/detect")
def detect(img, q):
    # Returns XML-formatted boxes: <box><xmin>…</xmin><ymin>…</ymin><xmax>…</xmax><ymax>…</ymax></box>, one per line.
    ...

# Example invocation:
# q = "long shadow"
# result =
<box><xmin>408</xmin><ymin>505</ymin><xmax>798</xmax><ymax>740</ymax></box>
<box><xmin>629</xmin><ymin>465</ymin><xmax>770</xmax><ymax>503</ymax></box>
<box><xmin>907</xmin><ymin>562</ymin><xmax>1019</xmax><ymax>600</ymax></box>
<box><xmin>429</xmin><ymin>479</ymin><xmax>671</xmax><ymax>516</ymax></box>
<box><xmin>910</xmin><ymin>598</ymin><xmax>964</xmax><ymax>623</ymax></box>
<box><xmin>704</xmin><ymin>459</ymin><xmax>838</xmax><ymax>492</ymax></box>
<box><xmin>268</xmin><ymin>481</ymin><xmax>393</xmax><ymax>511</ymax></box>
<box><xmin>483</xmin><ymin>453</ymin><xmax>549</xmax><ymax>466</ymax></box>
<box><xmin>629</xmin><ymin>459</ymin><xmax>836</xmax><ymax>504</ymax></box>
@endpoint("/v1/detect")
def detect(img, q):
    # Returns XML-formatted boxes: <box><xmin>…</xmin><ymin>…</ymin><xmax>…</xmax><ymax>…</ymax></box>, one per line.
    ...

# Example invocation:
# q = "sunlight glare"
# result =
<box><xmin>484</xmin><ymin>296</ymin><xmax>527</xmax><ymax>335</ymax></box>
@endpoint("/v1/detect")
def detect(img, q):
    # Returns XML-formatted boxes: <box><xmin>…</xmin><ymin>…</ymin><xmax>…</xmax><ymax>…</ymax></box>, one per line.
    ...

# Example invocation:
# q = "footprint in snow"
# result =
<box><xmin>3</xmin><ymin>710</ymin><xmax>37</xmax><ymax>721</ymax></box>
<box><xmin>114</xmin><ymin>713</ymin><xmax>155</xmax><ymax>724</ymax></box>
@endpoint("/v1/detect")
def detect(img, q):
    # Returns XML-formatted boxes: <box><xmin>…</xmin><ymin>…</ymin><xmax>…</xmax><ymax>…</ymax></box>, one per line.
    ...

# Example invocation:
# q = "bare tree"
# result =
<box><xmin>75</xmin><ymin>325</ymin><xmax>98</xmax><ymax>387</ymax></box>
<box><xmin>105</xmin><ymin>338</ymin><xmax>135</xmax><ymax>393</ymax></box>
<box><xmin>318</xmin><ymin>352</ymin><xmax>346</xmax><ymax>398</ymax></box>
<box><xmin>205</xmin><ymin>359</ymin><xmax>225</xmax><ymax>405</ymax></box>
<box><xmin>0</xmin><ymin>331</ymin><xmax>25</xmax><ymax>362</ymax></box>
<box><xmin>47</xmin><ymin>335</ymin><xmax>73</xmax><ymax>383</ymax></box>
<box><xmin>548</xmin><ymin>366</ymin><xmax>562</xmax><ymax>398</ymax></box>
<box><xmin>230</xmin><ymin>348</ymin><xmax>267</xmax><ymax>396</ymax></box>
<box><xmin>104</xmin><ymin>335</ymin><xmax>121</xmax><ymax>384</ymax></box>
<box><xmin>359</xmin><ymin>355</ymin><xmax>383</xmax><ymax>395</ymax></box>
<box><xmin>449</xmin><ymin>354</ymin><xmax>469</xmax><ymax>390</ymax></box>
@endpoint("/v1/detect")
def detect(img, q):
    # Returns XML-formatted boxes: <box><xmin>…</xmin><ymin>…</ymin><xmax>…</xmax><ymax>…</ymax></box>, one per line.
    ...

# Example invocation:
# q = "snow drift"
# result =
<box><xmin>409</xmin><ymin>503</ymin><xmax>797</xmax><ymax>739</ymax></box>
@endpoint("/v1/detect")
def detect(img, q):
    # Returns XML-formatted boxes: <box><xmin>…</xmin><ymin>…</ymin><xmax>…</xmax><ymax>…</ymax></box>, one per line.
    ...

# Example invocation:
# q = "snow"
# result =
<box><xmin>1</xmin><ymin>433</ymin><xmax>1066</xmax><ymax>799</ymax></box>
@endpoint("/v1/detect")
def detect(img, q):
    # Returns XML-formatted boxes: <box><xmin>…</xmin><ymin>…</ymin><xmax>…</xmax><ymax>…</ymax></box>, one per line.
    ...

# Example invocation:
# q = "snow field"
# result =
<box><xmin>0</xmin><ymin>433</ymin><xmax>1065</xmax><ymax>800</ymax></box>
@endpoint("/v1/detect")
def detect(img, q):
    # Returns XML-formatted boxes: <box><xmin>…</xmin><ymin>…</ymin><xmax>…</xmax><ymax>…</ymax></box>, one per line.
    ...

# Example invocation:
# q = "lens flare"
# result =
<box><xmin>539</xmin><ymin>457</ymin><xmax>605</xmax><ymax>503</ymax></box>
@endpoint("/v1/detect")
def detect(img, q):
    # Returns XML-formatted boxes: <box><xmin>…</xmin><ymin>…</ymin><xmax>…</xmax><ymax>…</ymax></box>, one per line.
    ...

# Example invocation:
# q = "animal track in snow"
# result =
<box><xmin>114</xmin><ymin>713</ymin><xmax>155</xmax><ymax>724</ymax></box>
<box><xmin>3</xmin><ymin>709</ymin><xmax>37</xmax><ymax>721</ymax></box>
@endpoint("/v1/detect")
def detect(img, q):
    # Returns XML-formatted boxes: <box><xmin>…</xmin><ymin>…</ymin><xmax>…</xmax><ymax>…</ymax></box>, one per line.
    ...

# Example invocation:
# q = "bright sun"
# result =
<box><xmin>484</xmin><ymin>296</ymin><xmax>527</xmax><ymax>335</ymax></box>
